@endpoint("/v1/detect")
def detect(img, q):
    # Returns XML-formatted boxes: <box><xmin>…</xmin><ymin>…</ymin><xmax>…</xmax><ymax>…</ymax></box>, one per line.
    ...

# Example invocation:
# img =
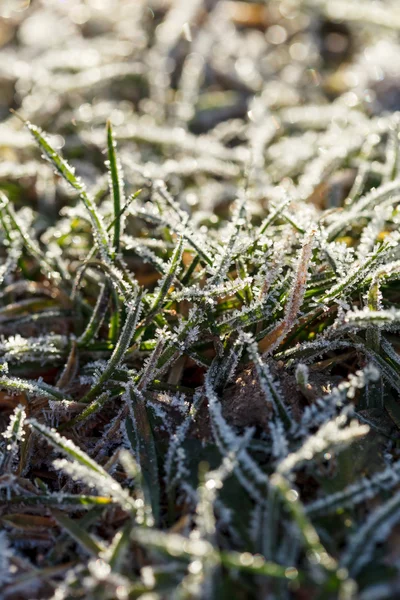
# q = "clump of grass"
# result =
<box><xmin>3</xmin><ymin>1</ymin><xmax>400</xmax><ymax>598</ymax></box>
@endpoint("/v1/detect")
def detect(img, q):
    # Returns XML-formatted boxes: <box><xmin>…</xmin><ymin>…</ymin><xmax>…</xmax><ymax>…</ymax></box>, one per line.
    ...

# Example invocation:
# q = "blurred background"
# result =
<box><xmin>1</xmin><ymin>0</ymin><xmax>400</xmax><ymax>218</ymax></box>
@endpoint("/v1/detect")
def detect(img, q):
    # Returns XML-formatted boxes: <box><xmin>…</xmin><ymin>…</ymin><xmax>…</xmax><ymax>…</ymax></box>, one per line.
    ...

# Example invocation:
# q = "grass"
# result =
<box><xmin>2</xmin><ymin>0</ymin><xmax>400</xmax><ymax>598</ymax></box>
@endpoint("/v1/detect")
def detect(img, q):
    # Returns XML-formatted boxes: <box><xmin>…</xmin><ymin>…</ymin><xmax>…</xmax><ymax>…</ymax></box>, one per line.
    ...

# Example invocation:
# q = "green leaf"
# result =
<box><xmin>28</xmin><ymin>419</ymin><xmax>105</xmax><ymax>474</ymax></box>
<box><xmin>20</xmin><ymin>116</ymin><xmax>111</xmax><ymax>260</ymax></box>
<box><xmin>106</xmin><ymin>120</ymin><xmax>125</xmax><ymax>255</ymax></box>
<box><xmin>7</xmin><ymin>494</ymin><xmax>114</xmax><ymax>507</ymax></box>
<box><xmin>51</xmin><ymin>508</ymin><xmax>104</xmax><ymax>556</ymax></box>
<box><xmin>124</xmin><ymin>385</ymin><xmax>160</xmax><ymax>523</ymax></box>
<box><xmin>0</xmin><ymin>376</ymin><xmax>70</xmax><ymax>402</ymax></box>
<box><xmin>81</xmin><ymin>293</ymin><xmax>142</xmax><ymax>403</ymax></box>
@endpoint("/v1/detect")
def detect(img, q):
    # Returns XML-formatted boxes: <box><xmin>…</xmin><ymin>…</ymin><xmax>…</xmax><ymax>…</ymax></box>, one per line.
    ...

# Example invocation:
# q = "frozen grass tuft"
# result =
<box><xmin>2</xmin><ymin>0</ymin><xmax>400</xmax><ymax>598</ymax></box>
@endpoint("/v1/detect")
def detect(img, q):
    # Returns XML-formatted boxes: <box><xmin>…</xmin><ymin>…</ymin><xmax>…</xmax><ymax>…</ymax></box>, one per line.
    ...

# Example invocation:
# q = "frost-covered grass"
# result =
<box><xmin>3</xmin><ymin>0</ymin><xmax>400</xmax><ymax>598</ymax></box>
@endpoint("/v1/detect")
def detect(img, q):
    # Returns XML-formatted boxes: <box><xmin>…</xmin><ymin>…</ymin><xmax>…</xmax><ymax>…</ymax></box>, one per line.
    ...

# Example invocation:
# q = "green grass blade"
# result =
<box><xmin>51</xmin><ymin>508</ymin><xmax>104</xmax><ymax>556</ymax></box>
<box><xmin>20</xmin><ymin>116</ymin><xmax>111</xmax><ymax>260</ymax></box>
<box><xmin>106</xmin><ymin>120</ymin><xmax>125</xmax><ymax>255</ymax></box>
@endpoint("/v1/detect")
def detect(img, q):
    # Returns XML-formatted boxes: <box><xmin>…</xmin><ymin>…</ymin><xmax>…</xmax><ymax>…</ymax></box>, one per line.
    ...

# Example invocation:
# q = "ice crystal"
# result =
<box><xmin>278</xmin><ymin>415</ymin><xmax>369</xmax><ymax>475</ymax></box>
